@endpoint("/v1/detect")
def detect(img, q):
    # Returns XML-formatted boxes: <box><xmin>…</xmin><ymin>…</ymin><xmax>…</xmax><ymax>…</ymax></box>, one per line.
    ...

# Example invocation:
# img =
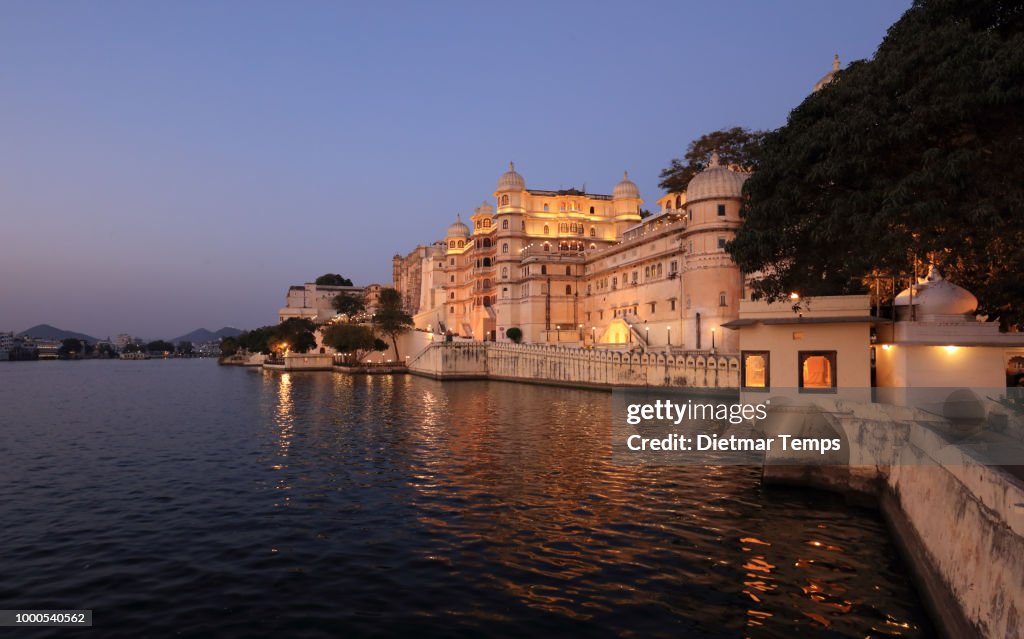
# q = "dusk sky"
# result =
<box><xmin>1</xmin><ymin>1</ymin><xmax>910</xmax><ymax>339</ymax></box>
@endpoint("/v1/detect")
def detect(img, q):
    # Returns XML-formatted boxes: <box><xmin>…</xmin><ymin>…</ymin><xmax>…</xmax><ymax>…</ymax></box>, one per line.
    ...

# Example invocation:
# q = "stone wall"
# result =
<box><xmin>408</xmin><ymin>342</ymin><xmax>740</xmax><ymax>390</ymax></box>
<box><xmin>761</xmin><ymin>399</ymin><xmax>1024</xmax><ymax>639</ymax></box>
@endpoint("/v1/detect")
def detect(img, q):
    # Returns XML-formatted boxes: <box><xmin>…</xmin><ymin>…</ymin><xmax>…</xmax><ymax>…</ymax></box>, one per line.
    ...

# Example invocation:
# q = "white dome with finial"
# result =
<box><xmin>497</xmin><ymin>162</ymin><xmax>525</xmax><ymax>192</ymax></box>
<box><xmin>684</xmin><ymin>151</ymin><xmax>749</xmax><ymax>202</ymax></box>
<box><xmin>813</xmin><ymin>54</ymin><xmax>842</xmax><ymax>92</ymax></box>
<box><xmin>446</xmin><ymin>214</ymin><xmax>470</xmax><ymax>238</ymax></box>
<box><xmin>476</xmin><ymin>200</ymin><xmax>494</xmax><ymax>216</ymax></box>
<box><xmin>613</xmin><ymin>171</ymin><xmax>640</xmax><ymax>200</ymax></box>
<box><xmin>894</xmin><ymin>265</ymin><xmax>978</xmax><ymax>319</ymax></box>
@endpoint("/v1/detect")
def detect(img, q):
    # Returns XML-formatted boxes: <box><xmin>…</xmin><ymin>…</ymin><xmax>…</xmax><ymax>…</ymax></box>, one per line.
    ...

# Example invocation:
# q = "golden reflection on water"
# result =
<box><xmin>272</xmin><ymin>372</ymin><xmax>294</xmax><ymax>505</ymax></box>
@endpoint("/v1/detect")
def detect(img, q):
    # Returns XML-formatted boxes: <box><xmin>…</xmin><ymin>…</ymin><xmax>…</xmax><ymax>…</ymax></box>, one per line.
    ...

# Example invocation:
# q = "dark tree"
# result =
<box><xmin>271</xmin><ymin>318</ymin><xmax>318</xmax><ymax>354</ymax></box>
<box><xmin>372</xmin><ymin>288</ymin><xmax>413</xmax><ymax>358</ymax></box>
<box><xmin>728</xmin><ymin>0</ymin><xmax>1024</xmax><ymax>329</ymax></box>
<box><xmin>321</xmin><ymin>323</ymin><xmax>377</xmax><ymax>364</ymax></box>
<box><xmin>219</xmin><ymin>336</ymin><xmax>240</xmax><ymax>356</ymax></box>
<box><xmin>331</xmin><ymin>292</ymin><xmax>366</xmax><ymax>319</ymax></box>
<box><xmin>658</xmin><ymin>127</ymin><xmax>765</xmax><ymax>194</ymax></box>
<box><xmin>315</xmin><ymin>273</ymin><xmax>354</xmax><ymax>286</ymax></box>
<box><xmin>147</xmin><ymin>340</ymin><xmax>175</xmax><ymax>353</ymax></box>
<box><xmin>237</xmin><ymin>326</ymin><xmax>275</xmax><ymax>354</ymax></box>
<box><xmin>505</xmin><ymin>327</ymin><xmax>523</xmax><ymax>343</ymax></box>
<box><xmin>58</xmin><ymin>338</ymin><xmax>83</xmax><ymax>358</ymax></box>
<box><xmin>176</xmin><ymin>341</ymin><xmax>194</xmax><ymax>356</ymax></box>
<box><xmin>97</xmin><ymin>343</ymin><xmax>118</xmax><ymax>359</ymax></box>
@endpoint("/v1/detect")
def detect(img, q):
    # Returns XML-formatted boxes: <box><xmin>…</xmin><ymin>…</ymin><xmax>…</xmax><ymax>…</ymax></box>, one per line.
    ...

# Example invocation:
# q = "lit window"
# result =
<box><xmin>742</xmin><ymin>351</ymin><xmax>769</xmax><ymax>389</ymax></box>
<box><xmin>799</xmin><ymin>351</ymin><xmax>837</xmax><ymax>391</ymax></box>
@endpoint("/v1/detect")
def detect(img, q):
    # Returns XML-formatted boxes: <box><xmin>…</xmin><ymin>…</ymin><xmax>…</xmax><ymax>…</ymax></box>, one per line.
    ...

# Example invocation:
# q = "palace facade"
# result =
<box><xmin>394</xmin><ymin>156</ymin><xmax>748</xmax><ymax>353</ymax></box>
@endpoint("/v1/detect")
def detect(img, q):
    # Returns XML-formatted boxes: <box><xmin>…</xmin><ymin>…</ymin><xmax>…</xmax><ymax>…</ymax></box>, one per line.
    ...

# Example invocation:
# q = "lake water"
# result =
<box><xmin>0</xmin><ymin>359</ymin><xmax>933</xmax><ymax>637</ymax></box>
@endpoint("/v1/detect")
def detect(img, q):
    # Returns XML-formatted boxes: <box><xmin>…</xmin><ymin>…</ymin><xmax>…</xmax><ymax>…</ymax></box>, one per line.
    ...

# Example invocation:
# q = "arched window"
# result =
<box><xmin>450</xmin><ymin>292</ymin><xmax>455</xmax><ymax>299</ymax></box>
<box><xmin>484</xmin><ymin>279</ymin><xmax>491</xmax><ymax>288</ymax></box>
<box><xmin>501</xmin><ymin>266</ymin><xmax>508</xmax><ymax>278</ymax></box>
<box><xmin>675</xmin><ymin>195</ymin><xmax>682</xmax><ymax>208</ymax></box>
<box><xmin>483</xmin><ymin>257</ymin><xmax>491</xmax><ymax>266</ymax></box>
<box><xmin>565</xmin><ymin>285</ymin><xmax>572</xmax><ymax>295</ymax></box>
<box><xmin>645</xmin><ymin>266</ymin><xmax>650</xmax><ymax>278</ymax></box>
<box><xmin>657</xmin><ymin>264</ymin><xmax>663</xmax><ymax>276</ymax></box>
<box><xmin>457</xmin><ymin>240</ymin><xmax>464</xmax><ymax>248</ymax></box>
<box><xmin>543</xmin><ymin>224</ymin><xmax>549</xmax><ymax>235</ymax></box>
<box><xmin>502</xmin><ymin>219</ymin><xmax>509</xmax><ymax>229</ymax></box>
<box><xmin>559</xmin><ymin>223</ymin><xmax>567</xmax><ymax>233</ymax></box>
<box><xmin>541</xmin><ymin>265</ymin><xmax>547</xmax><ymax>275</ymax></box>
<box><xmin>589</xmin><ymin>227</ymin><xmax>596</xmax><ymax>237</ymax></box>
<box><xmin>589</xmin><ymin>206</ymin><xmax>595</xmax><ymax>214</ymax></box>
<box><xmin>543</xmin><ymin>204</ymin><xmax>549</xmax><ymax>212</ymax></box>
<box><xmin>543</xmin><ymin>243</ymin><xmax>550</xmax><ymax>252</ymax></box>
<box><xmin>500</xmin><ymin>194</ymin><xmax>509</xmax><ymax>206</ymax></box>
<box><xmin>449</xmin><ymin>240</ymin><xmax>456</xmax><ymax>248</ymax></box>
<box><xmin>565</xmin><ymin>266</ymin><xmax>571</xmax><ymax>275</ymax></box>
<box><xmin>612</xmin><ymin>276</ymin><xmax>618</xmax><ymax>289</ymax></box>
<box><xmin>502</xmin><ymin>243</ymin><xmax>509</xmax><ymax>253</ymax></box>
<box><xmin>483</xmin><ymin>238</ymin><xmax>491</xmax><ymax>247</ymax></box>
<box><xmin>719</xmin><ymin>292</ymin><xmax>727</xmax><ymax>306</ymax></box>
<box><xmin>482</xmin><ymin>219</ymin><xmax>491</xmax><ymax>227</ymax></box>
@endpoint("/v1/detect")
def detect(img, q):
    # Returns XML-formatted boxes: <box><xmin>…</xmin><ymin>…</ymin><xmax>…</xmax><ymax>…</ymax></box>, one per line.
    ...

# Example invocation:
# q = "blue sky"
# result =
<box><xmin>0</xmin><ymin>0</ymin><xmax>910</xmax><ymax>339</ymax></box>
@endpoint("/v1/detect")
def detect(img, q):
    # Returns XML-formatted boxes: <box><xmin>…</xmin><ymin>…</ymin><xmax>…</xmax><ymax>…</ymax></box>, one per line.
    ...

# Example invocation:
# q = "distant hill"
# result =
<box><xmin>18</xmin><ymin>324</ymin><xmax>100</xmax><ymax>343</ymax></box>
<box><xmin>170</xmin><ymin>327</ymin><xmax>242</xmax><ymax>344</ymax></box>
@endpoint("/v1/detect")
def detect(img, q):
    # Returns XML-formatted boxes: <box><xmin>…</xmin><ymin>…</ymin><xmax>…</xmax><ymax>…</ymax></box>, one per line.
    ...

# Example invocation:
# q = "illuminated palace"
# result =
<box><xmin>393</xmin><ymin>156</ymin><xmax>748</xmax><ymax>352</ymax></box>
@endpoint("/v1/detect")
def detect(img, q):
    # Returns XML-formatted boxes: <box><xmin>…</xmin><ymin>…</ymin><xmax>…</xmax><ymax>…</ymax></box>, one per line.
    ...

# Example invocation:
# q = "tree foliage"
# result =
<box><xmin>331</xmin><ymin>292</ymin><xmax>366</xmax><ymax>319</ymax></box>
<box><xmin>219</xmin><ymin>336</ymin><xmax>240</xmax><ymax>356</ymax></box>
<box><xmin>58</xmin><ymin>338</ymin><xmax>83</xmax><ymax>358</ymax></box>
<box><xmin>315</xmin><ymin>273</ymin><xmax>353</xmax><ymax>286</ymax></box>
<box><xmin>729</xmin><ymin>0</ymin><xmax>1024</xmax><ymax>328</ymax></box>
<box><xmin>322</xmin><ymin>323</ymin><xmax>376</xmax><ymax>364</ymax></box>
<box><xmin>373</xmin><ymin>288</ymin><xmax>413</xmax><ymax>358</ymax></box>
<box><xmin>147</xmin><ymin>340</ymin><xmax>175</xmax><ymax>353</ymax></box>
<box><xmin>658</xmin><ymin>127</ymin><xmax>765</xmax><ymax>194</ymax></box>
<box><xmin>270</xmin><ymin>318</ymin><xmax>318</xmax><ymax>354</ymax></box>
<box><xmin>505</xmin><ymin>327</ymin><xmax>523</xmax><ymax>343</ymax></box>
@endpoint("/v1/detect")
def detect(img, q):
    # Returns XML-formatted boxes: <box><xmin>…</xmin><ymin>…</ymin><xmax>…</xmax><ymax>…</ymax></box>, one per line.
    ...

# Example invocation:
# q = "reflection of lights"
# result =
<box><xmin>944</xmin><ymin>345</ymin><xmax>958</xmax><ymax>353</ymax></box>
<box><xmin>881</xmin><ymin>344</ymin><xmax>892</xmax><ymax>350</ymax></box>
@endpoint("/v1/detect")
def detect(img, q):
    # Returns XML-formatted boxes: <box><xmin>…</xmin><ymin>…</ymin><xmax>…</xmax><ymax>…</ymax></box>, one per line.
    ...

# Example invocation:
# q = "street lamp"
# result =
<box><xmin>592</xmin><ymin>326</ymin><xmax>596</xmax><ymax>345</ymax></box>
<box><xmin>578</xmin><ymin>324</ymin><xmax>584</xmax><ymax>341</ymax></box>
<box><xmin>667</xmin><ymin>325</ymin><xmax>671</xmax><ymax>346</ymax></box>
<box><xmin>555</xmin><ymin>325</ymin><xmax>561</xmax><ymax>342</ymax></box>
<box><xmin>711</xmin><ymin>328</ymin><xmax>716</xmax><ymax>351</ymax></box>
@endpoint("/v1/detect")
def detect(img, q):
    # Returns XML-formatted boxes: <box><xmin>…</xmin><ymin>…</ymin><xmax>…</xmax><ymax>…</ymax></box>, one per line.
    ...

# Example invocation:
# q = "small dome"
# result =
<box><xmin>894</xmin><ymin>265</ymin><xmax>978</xmax><ymax>319</ymax></box>
<box><xmin>613</xmin><ymin>171</ymin><xmax>640</xmax><ymax>200</ymax></box>
<box><xmin>685</xmin><ymin>152</ymin><xmax>749</xmax><ymax>202</ymax></box>
<box><xmin>476</xmin><ymin>200</ymin><xmax>494</xmax><ymax>216</ymax></box>
<box><xmin>447</xmin><ymin>214</ymin><xmax>470</xmax><ymax>238</ymax></box>
<box><xmin>813</xmin><ymin>54</ymin><xmax>841</xmax><ymax>93</ymax></box>
<box><xmin>497</xmin><ymin>161</ymin><xmax>525</xmax><ymax>192</ymax></box>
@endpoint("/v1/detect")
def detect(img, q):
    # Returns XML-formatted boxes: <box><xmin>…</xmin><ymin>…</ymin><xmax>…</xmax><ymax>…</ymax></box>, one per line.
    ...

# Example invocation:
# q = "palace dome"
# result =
<box><xmin>447</xmin><ymin>214</ymin><xmax>470</xmax><ymax>238</ymax></box>
<box><xmin>813</xmin><ymin>54</ymin><xmax>841</xmax><ymax>93</ymax></box>
<box><xmin>476</xmin><ymin>200</ymin><xmax>494</xmax><ymax>216</ymax></box>
<box><xmin>497</xmin><ymin>162</ymin><xmax>525</xmax><ymax>192</ymax></box>
<box><xmin>894</xmin><ymin>265</ymin><xmax>978</xmax><ymax>319</ymax></box>
<box><xmin>685</xmin><ymin>152</ymin><xmax>749</xmax><ymax>202</ymax></box>
<box><xmin>613</xmin><ymin>171</ymin><xmax>640</xmax><ymax>200</ymax></box>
